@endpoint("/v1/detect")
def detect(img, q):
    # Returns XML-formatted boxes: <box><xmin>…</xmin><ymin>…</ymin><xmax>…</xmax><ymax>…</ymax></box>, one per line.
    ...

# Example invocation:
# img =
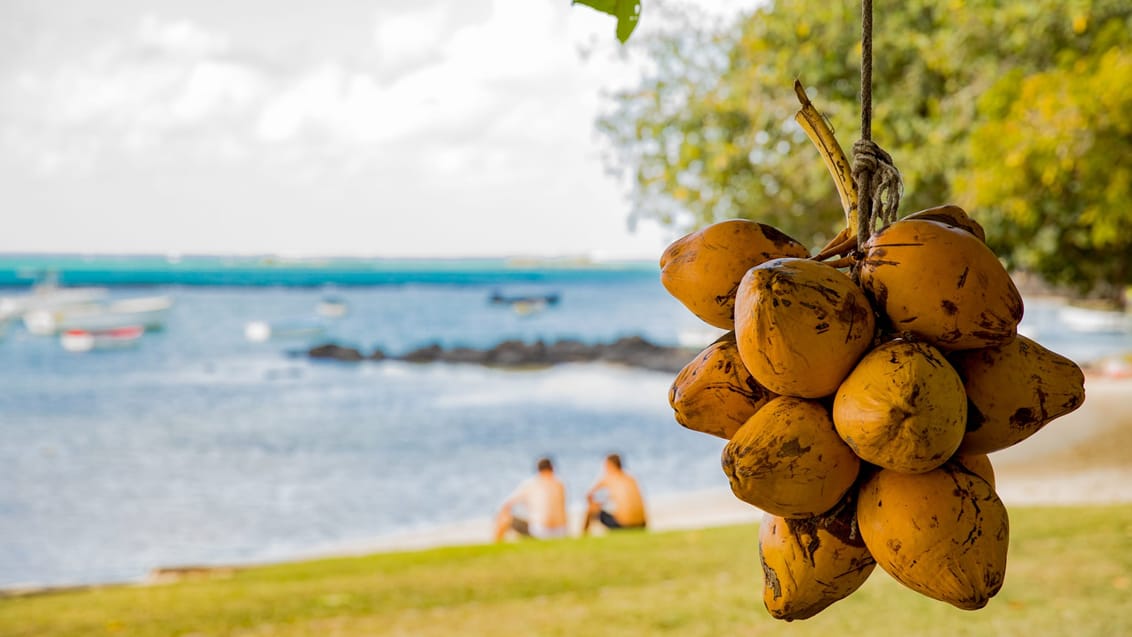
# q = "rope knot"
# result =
<box><xmin>852</xmin><ymin>139</ymin><xmax>903</xmax><ymax>240</ymax></box>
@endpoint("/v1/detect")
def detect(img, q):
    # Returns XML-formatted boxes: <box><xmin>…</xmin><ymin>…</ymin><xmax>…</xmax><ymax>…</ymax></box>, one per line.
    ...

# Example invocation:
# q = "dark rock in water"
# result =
<box><xmin>602</xmin><ymin>335</ymin><xmax>660</xmax><ymax>359</ymax></box>
<box><xmin>402</xmin><ymin>343</ymin><xmax>443</xmax><ymax>363</ymax></box>
<box><xmin>444</xmin><ymin>347</ymin><xmax>487</xmax><ymax>364</ymax></box>
<box><xmin>307</xmin><ymin>336</ymin><xmax>698</xmax><ymax>373</ymax></box>
<box><xmin>485</xmin><ymin>339</ymin><xmax>548</xmax><ymax>366</ymax></box>
<box><xmin>309</xmin><ymin>343</ymin><xmax>364</xmax><ymax>362</ymax></box>
<box><xmin>598</xmin><ymin>336</ymin><xmax>689</xmax><ymax>372</ymax></box>
<box><xmin>546</xmin><ymin>339</ymin><xmax>594</xmax><ymax>362</ymax></box>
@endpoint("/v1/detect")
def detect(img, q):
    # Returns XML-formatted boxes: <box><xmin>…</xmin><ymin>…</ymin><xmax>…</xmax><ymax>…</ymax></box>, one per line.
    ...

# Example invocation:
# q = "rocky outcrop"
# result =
<box><xmin>305</xmin><ymin>336</ymin><xmax>698</xmax><ymax>373</ymax></box>
<box><xmin>401</xmin><ymin>344</ymin><xmax>443</xmax><ymax>363</ymax></box>
<box><xmin>308</xmin><ymin>343</ymin><xmax>365</xmax><ymax>362</ymax></box>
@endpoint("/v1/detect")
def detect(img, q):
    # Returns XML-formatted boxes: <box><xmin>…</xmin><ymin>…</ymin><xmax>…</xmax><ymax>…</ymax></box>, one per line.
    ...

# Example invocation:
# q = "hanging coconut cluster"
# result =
<box><xmin>662</xmin><ymin>82</ymin><xmax>1085</xmax><ymax>620</ymax></box>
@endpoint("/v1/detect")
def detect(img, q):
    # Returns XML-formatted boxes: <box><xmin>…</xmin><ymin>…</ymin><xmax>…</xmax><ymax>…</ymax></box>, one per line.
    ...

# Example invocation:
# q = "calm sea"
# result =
<box><xmin>0</xmin><ymin>256</ymin><xmax>1127</xmax><ymax>589</ymax></box>
<box><xmin>0</xmin><ymin>257</ymin><xmax>726</xmax><ymax>589</ymax></box>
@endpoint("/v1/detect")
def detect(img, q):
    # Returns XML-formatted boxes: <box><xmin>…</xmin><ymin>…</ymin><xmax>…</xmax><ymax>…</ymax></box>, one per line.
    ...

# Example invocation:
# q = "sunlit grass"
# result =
<box><xmin>2</xmin><ymin>505</ymin><xmax>1131</xmax><ymax>636</ymax></box>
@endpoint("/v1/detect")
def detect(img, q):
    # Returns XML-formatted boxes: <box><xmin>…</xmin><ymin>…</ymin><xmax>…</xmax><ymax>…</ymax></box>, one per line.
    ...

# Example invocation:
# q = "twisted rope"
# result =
<box><xmin>853</xmin><ymin>139</ymin><xmax>903</xmax><ymax>239</ymax></box>
<box><xmin>854</xmin><ymin>0</ymin><xmax>902</xmax><ymax>248</ymax></box>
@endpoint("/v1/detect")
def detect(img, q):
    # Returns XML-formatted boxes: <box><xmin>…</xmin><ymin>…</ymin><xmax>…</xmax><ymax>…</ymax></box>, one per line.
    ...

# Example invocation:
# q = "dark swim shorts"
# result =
<box><xmin>599</xmin><ymin>510</ymin><xmax>646</xmax><ymax>530</ymax></box>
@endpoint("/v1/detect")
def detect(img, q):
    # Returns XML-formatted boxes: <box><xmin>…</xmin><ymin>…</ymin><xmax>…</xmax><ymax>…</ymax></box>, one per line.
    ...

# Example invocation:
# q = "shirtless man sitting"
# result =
<box><xmin>582</xmin><ymin>453</ymin><xmax>647</xmax><ymax>534</ymax></box>
<box><xmin>494</xmin><ymin>457</ymin><xmax>568</xmax><ymax>542</ymax></box>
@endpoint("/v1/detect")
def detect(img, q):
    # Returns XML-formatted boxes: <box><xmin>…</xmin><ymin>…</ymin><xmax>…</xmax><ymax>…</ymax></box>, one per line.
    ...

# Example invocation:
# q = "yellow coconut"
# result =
<box><xmin>722</xmin><ymin>396</ymin><xmax>859</xmax><ymax>518</ymax></box>
<box><xmin>954</xmin><ymin>452</ymin><xmax>996</xmax><ymax>488</ymax></box>
<box><xmin>734</xmin><ymin>258</ymin><xmax>876</xmax><ymax>398</ymax></box>
<box><xmin>759</xmin><ymin>492</ymin><xmax>875</xmax><ymax>621</ymax></box>
<box><xmin>950</xmin><ymin>334</ymin><xmax>1085</xmax><ymax>454</ymax></box>
<box><xmin>833</xmin><ymin>340</ymin><xmax>967</xmax><ymax>473</ymax></box>
<box><xmin>902</xmin><ymin>204</ymin><xmax>986</xmax><ymax>242</ymax></box>
<box><xmin>661</xmin><ymin>220</ymin><xmax>810</xmax><ymax>329</ymax></box>
<box><xmin>669</xmin><ymin>332</ymin><xmax>777</xmax><ymax>440</ymax></box>
<box><xmin>857</xmin><ymin>463</ymin><xmax>1008</xmax><ymax>610</ymax></box>
<box><xmin>859</xmin><ymin>219</ymin><xmax>1023</xmax><ymax>351</ymax></box>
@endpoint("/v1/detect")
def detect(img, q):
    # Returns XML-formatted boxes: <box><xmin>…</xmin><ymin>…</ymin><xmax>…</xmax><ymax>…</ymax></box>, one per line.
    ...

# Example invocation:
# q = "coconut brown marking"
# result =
<box><xmin>761</xmin><ymin>223</ymin><xmax>806</xmax><ymax>251</ymax></box>
<box><xmin>761</xmin><ymin>552</ymin><xmax>783</xmax><ymax>599</ymax></box>
<box><xmin>956</xmin><ymin>266</ymin><xmax>970</xmax><ymax>288</ymax></box>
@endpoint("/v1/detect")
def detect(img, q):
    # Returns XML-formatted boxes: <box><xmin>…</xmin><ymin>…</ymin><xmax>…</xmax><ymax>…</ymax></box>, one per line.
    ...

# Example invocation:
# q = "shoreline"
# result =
<box><xmin>154</xmin><ymin>374</ymin><xmax>1132</xmax><ymax>577</ymax></box>
<box><xmin>5</xmin><ymin>376</ymin><xmax>1128</xmax><ymax>597</ymax></box>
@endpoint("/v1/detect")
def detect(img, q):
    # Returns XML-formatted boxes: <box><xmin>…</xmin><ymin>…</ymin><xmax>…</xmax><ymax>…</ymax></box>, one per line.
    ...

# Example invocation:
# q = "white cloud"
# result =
<box><xmin>0</xmin><ymin>0</ymin><xmax>745</xmax><ymax>257</ymax></box>
<box><xmin>3</xmin><ymin>14</ymin><xmax>269</xmax><ymax>166</ymax></box>
<box><xmin>255</xmin><ymin>64</ymin><xmax>344</xmax><ymax>142</ymax></box>
<box><xmin>171</xmin><ymin>60</ymin><xmax>265</xmax><ymax>121</ymax></box>
<box><xmin>253</xmin><ymin>0</ymin><xmax>586</xmax><ymax>148</ymax></box>
<box><xmin>3</xmin><ymin>1</ymin><xmax>634</xmax><ymax>167</ymax></box>
<box><xmin>372</xmin><ymin>5</ymin><xmax>449</xmax><ymax>73</ymax></box>
<box><xmin>136</xmin><ymin>15</ymin><xmax>229</xmax><ymax>58</ymax></box>
<box><xmin>4</xmin><ymin>0</ymin><xmax>749</xmax><ymax>164</ymax></box>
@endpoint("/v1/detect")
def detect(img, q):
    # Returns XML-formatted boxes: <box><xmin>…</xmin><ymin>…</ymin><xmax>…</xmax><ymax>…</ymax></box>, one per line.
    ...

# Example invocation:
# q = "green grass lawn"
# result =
<box><xmin>3</xmin><ymin>505</ymin><xmax>1131</xmax><ymax>637</ymax></box>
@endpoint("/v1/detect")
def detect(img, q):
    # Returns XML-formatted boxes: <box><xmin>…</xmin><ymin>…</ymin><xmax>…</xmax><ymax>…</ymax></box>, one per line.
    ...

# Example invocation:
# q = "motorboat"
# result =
<box><xmin>489</xmin><ymin>291</ymin><xmax>561</xmax><ymax>307</ymax></box>
<box><xmin>316</xmin><ymin>297</ymin><xmax>349</xmax><ymax>318</ymax></box>
<box><xmin>489</xmin><ymin>290</ymin><xmax>561</xmax><ymax>315</ymax></box>
<box><xmin>0</xmin><ymin>281</ymin><xmax>108</xmax><ymax>318</ymax></box>
<box><xmin>24</xmin><ymin>295</ymin><xmax>174</xmax><ymax>336</ymax></box>
<box><xmin>60</xmin><ymin>326</ymin><xmax>144</xmax><ymax>352</ymax></box>
<box><xmin>510</xmin><ymin>299</ymin><xmax>550</xmax><ymax>316</ymax></box>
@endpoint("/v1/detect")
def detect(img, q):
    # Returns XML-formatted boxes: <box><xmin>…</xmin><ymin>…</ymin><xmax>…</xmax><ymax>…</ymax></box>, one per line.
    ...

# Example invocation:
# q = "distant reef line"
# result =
<box><xmin>303</xmin><ymin>336</ymin><xmax>699</xmax><ymax>374</ymax></box>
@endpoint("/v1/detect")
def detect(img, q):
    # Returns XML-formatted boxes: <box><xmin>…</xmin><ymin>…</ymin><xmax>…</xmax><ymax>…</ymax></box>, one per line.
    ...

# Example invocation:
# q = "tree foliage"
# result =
<box><xmin>961</xmin><ymin>48</ymin><xmax>1132</xmax><ymax>300</ymax></box>
<box><xmin>598</xmin><ymin>1</ymin><xmax>1132</xmax><ymax>296</ymax></box>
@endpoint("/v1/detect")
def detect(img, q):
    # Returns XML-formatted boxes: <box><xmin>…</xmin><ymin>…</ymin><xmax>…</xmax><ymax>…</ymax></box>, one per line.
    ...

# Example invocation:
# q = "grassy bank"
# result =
<box><xmin>3</xmin><ymin>505</ymin><xmax>1131</xmax><ymax>636</ymax></box>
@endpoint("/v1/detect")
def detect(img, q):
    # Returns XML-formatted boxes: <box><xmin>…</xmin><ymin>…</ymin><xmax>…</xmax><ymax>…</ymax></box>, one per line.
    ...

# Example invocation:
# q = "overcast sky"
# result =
<box><xmin>0</xmin><ymin>0</ymin><xmax>746</xmax><ymax>259</ymax></box>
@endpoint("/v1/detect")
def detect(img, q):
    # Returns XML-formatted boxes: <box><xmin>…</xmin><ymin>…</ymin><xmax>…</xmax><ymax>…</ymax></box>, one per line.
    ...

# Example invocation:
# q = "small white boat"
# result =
<box><xmin>489</xmin><ymin>291</ymin><xmax>561</xmax><ymax>317</ymax></box>
<box><xmin>244</xmin><ymin>319</ymin><xmax>327</xmax><ymax>343</ymax></box>
<box><xmin>511</xmin><ymin>299</ymin><xmax>549</xmax><ymax>316</ymax></box>
<box><xmin>60</xmin><ymin>326</ymin><xmax>144</xmax><ymax>352</ymax></box>
<box><xmin>316</xmin><ymin>297</ymin><xmax>349</xmax><ymax>318</ymax></box>
<box><xmin>489</xmin><ymin>291</ymin><xmax>561</xmax><ymax>308</ymax></box>
<box><xmin>24</xmin><ymin>295</ymin><xmax>173</xmax><ymax>336</ymax></box>
<box><xmin>0</xmin><ymin>282</ymin><xmax>108</xmax><ymax>318</ymax></box>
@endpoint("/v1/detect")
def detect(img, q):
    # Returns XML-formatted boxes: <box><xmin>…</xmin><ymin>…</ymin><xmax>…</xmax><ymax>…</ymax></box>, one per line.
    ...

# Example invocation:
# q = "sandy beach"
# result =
<box><xmin>311</xmin><ymin>375</ymin><xmax>1132</xmax><ymax>560</ymax></box>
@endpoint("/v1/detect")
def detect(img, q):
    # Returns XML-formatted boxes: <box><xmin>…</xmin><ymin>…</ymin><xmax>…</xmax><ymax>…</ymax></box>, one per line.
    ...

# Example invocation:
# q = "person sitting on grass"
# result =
<box><xmin>493</xmin><ymin>457</ymin><xmax>568</xmax><ymax>542</ymax></box>
<box><xmin>582</xmin><ymin>453</ymin><xmax>647</xmax><ymax>534</ymax></box>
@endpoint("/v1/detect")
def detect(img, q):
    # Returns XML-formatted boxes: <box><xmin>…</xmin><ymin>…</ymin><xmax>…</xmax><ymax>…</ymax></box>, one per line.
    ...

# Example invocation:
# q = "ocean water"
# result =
<box><xmin>0</xmin><ymin>264</ymin><xmax>729</xmax><ymax>589</ymax></box>
<box><xmin>0</xmin><ymin>260</ymin><xmax>1128</xmax><ymax>589</ymax></box>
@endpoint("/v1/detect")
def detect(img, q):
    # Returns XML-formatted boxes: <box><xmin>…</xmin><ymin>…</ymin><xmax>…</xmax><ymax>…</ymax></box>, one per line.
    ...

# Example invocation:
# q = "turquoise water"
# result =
<box><xmin>0</xmin><ymin>254</ymin><xmax>655</xmax><ymax>287</ymax></box>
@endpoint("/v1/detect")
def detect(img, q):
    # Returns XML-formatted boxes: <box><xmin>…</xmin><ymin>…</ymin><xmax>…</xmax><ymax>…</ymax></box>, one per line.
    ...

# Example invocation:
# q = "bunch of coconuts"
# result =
<box><xmin>663</xmin><ymin>207</ymin><xmax>1085</xmax><ymax>620</ymax></box>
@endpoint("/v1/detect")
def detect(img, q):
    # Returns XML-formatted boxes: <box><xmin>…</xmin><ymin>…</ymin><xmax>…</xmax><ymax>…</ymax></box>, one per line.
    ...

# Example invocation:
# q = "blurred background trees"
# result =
<box><xmin>597</xmin><ymin>0</ymin><xmax>1131</xmax><ymax>303</ymax></box>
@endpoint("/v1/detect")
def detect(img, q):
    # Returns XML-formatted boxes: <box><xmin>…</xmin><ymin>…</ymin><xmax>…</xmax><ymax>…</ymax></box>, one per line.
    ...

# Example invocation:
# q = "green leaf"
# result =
<box><xmin>572</xmin><ymin>0</ymin><xmax>640</xmax><ymax>43</ymax></box>
<box><xmin>615</xmin><ymin>0</ymin><xmax>642</xmax><ymax>43</ymax></box>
